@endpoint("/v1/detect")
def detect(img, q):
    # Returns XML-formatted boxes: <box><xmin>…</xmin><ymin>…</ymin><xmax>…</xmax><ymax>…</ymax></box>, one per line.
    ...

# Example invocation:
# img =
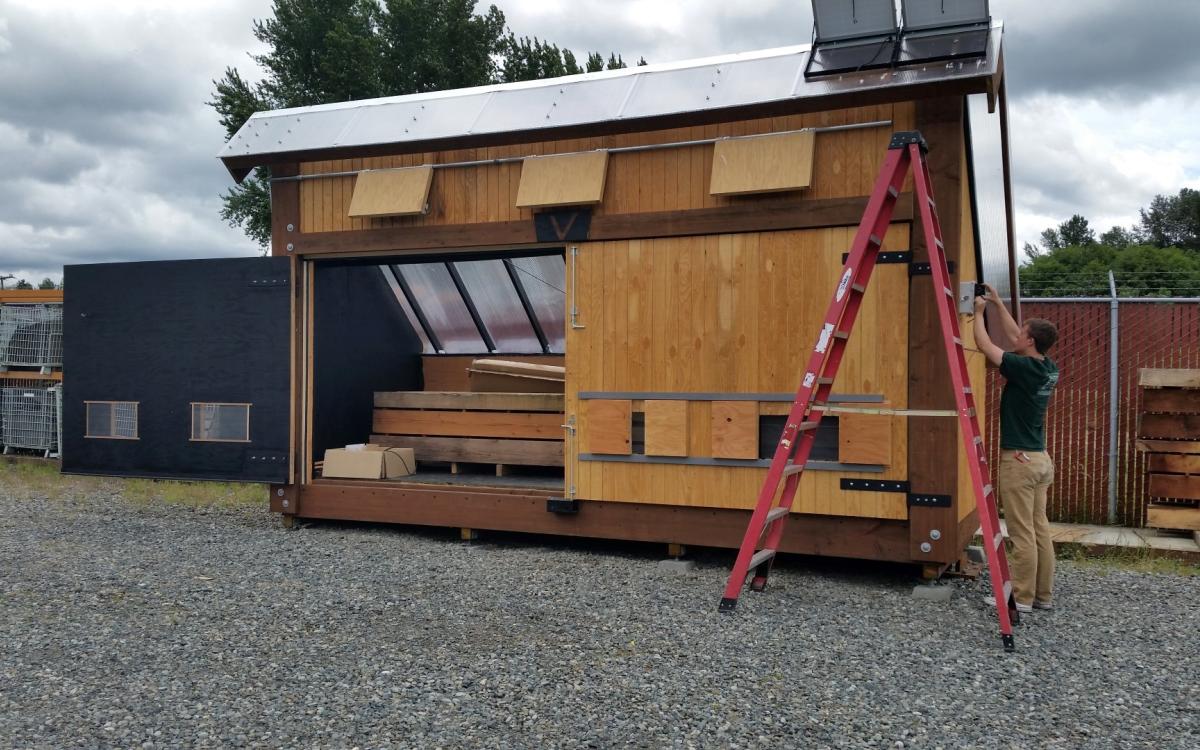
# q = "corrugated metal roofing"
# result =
<box><xmin>218</xmin><ymin>21</ymin><xmax>1003</xmax><ymax>165</ymax></box>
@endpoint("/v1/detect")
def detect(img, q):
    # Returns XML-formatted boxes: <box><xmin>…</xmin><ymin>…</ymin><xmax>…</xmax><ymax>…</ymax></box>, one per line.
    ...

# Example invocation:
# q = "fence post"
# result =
<box><xmin>1107</xmin><ymin>270</ymin><xmax>1119</xmax><ymax>525</ymax></box>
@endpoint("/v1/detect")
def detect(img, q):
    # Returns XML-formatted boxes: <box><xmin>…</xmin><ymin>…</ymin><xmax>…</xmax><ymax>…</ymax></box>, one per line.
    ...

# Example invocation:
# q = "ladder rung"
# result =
<box><xmin>851</xmin><ymin>283</ymin><xmax>866</xmax><ymax>293</ymax></box>
<box><xmin>944</xmin><ymin>286</ymin><xmax>954</xmax><ymax>297</ymax></box>
<box><xmin>953</xmin><ymin>337</ymin><xmax>963</xmax><ymax>346</ymax></box>
<box><xmin>983</xmin><ymin>483</ymin><xmax>993</xmax><ymax>496</ymax></box>
<box><xmin>766</xmin><ymin>507</ymin><xmax>789</xmax><ymax>524</ymax></box>
<box><xmin>748</xmin><ymin>548</ymin><xmax>776</xmax><ymax>570</ymax></box>
<box><xmin>782</xmin><ymin>465</ymin><xmax>804</xmax><ymax>477</ymax></box>
<box><xmin>927</xmin><ymin>196</ymin><xmax>937</xmax><ymax>210</ymax></box>
<box><xmin>798</xmin><ymin>421</ymin><xmax>821</xmax><ymax>431</ymax></box>
<box><xmin>935</xmin><ymin>239</ymin><xmax>944</xmax><ymax>250</ymax></box>
<box><xmin>888</xmin><ymin>186</ymin><xmax>900</xmax><ymax>199</ymax></box>
<box><xmin>963</xmin><ymin>387</ymin><xmax>973</xmax><ymax>394</ymax></box>
<box><xmin>834</xmin><ymin>331</ymin><xmax>850</xmax><ymax>340</ymax></box>
<box><xmin>1003</xmin><ymin>580</ymin><xmax>1012</xmax><ymax>601</ymax></box>
<box><xmin>868</xmin><ymin>234</ymin><xmax>882</xmax><ymax>247</ymax></box>
<box><xmin>993</xmin><ymin>531</ymin><xmax>1003</xmax><ymax>551</ymax></box>
<box><xmin>816</xmin><ymin>377</ymin><xmax>834</xmax><ymax>385</ymax></box>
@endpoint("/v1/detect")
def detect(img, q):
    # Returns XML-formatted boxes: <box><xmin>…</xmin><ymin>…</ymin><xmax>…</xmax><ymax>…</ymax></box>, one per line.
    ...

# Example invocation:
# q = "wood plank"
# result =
<box><xmin>582</xmin><ymin>399</ymin><xmax>632</xmax><ymax>455</ymax></box>
<box><xmin>373</xmin><ymin>409</ymin><xmax>564</xmax><ymax>439</ymax></box>
<box><xmin>1136</xmin><ymin>439</ymin><xmax>1200</xmax><ymax>455</ymax></box>
<box><xmin>422</xmin><ymin>355</ymin><xmax>563</xmax><ymax>391</ymax></box>
<box><xmin>1146</xmin><ymin>503</ymin><xmax>1200</xmax><ymax>531</ymax></box>
<box><xmin>0</xmin><ymin>290</ymin><xmax>63</xmax><ymax>304</ymax></box>
<box><xmin>0</xmin><ymin>371</ymin><xmax>62</xmax><ymax>381</ymax></box>
<box><xmin>711</xmin><ymin>401</ymin><xmax>759</xmax><ymax>459</ymax></box>
<box><xmin>643</xmin><ymin>399</ymin><xmax>689</xmax><ymax>457</ymax></box>
<box><xmin>1148</xmin><ymin>473</ymin><xmax>1200</xmax><ymax>501</ymax></box>
<box><xmin>1141</xmin><ymin>388</ymin><xmax>1200</xmax><ymax>415</ymax></box>
<box><xmin>374</xmin><ymin>391</ymin><xmax>564</xmax><ymax>412</ymax></box>
<box><xmin>347</xmin><ymin>166</ymin><xmax>434</xmax><ymax>217</ymax></box>
<box><xmin>515</xmin><ymin>151</ymin><xmax>609</xmax><ymax>207</ymax></box>
<box><xmin>1139</xmin><ymin>368</ymin><xmax>1200</xmax><ymax>389</ymax></box>
<box><xmin>296</xmin><ymin>482</ymin><xmax>914</xmax><ymax>561</ymax></box>
<box><xmin>1147</xmin><ymin>453</ymin><xmax>1200</xmax><ymax>475</ymax></box>
<box><xmin>371</xmin><ymin>435</ymin><xmax>564</xmax><ymax>466</ymax></box>
<box><xmin>710</xmin><ymin>130</ymin><xmax>815</xmax><ymax>196</ymax></box>
<box><xmin>1139</xmin><ymin>413</ymin><xmax>1200</xmax><ymax>440</ymax></box>
<box><xmin>838</xmin><ymin>413</ymin><xmax>893</xmax><ymax>465</ymax></box>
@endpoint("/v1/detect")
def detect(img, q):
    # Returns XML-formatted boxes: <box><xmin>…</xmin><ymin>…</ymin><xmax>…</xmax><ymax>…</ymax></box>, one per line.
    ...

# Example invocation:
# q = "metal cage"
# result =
<box><xmin>1</xmin><ymin>386</ymin><xmax>60</xmax><ymax>455</ymax></box>
<box><xmin>0</xmin><ymin>304</ymin><xmax>64</xmax><ymax>368</ymax></box>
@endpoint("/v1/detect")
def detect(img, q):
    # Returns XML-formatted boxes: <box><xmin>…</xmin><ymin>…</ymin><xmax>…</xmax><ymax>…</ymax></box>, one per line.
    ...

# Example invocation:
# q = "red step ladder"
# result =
<box><xmin>717</xmin><ymin>131</ymin><xmax>1019</xmax><ymax>652</ymax></box>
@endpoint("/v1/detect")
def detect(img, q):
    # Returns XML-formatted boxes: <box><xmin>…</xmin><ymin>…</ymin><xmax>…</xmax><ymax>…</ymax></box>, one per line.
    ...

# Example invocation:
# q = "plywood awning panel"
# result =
<box><xmin>516</xmin><ymin>151</ymin><xmax>609</xmax><ymax>208</ymax></box>
<box><xmin>709</xmin><ymin>130</ymin><xmax>815</xmax><ymax>196</ymax></box>
<box><xmin>348</xmin><ymin>166</ymin><xmax>434</xmax><ymax>218</ymax></box>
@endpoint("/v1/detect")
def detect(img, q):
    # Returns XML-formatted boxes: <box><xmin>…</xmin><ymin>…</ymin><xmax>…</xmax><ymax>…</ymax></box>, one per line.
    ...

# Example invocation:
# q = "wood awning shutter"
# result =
<box><xmin>709</xmin><ymin>130</ymin><xmax>816</xmax><ymax>196</ymax></box>
<box><xmin>347</xmin><ymin>166</ymin><xmax>434</xmax><ymax>218</ymax></box>
<box><xmin>515</xmin><ymin>151</ymin><xmax>610</xmax><ymax>208</ymax></box>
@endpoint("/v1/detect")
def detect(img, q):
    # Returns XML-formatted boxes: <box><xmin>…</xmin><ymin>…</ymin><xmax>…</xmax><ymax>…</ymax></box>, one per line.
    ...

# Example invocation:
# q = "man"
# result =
<box><xmin>973</xmin><ymin>284</ymin><xmax>1059</xmax><ymax>614</ymax></box>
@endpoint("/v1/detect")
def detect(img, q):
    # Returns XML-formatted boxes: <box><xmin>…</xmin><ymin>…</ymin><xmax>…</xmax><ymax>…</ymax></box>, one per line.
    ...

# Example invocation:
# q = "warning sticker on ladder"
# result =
<box><xmin>835</xmin><ymin>268</ymin><xmax>854</xmax><ymax>302</ymax></box>
<box><xmin>802</xmin><ymin>372</ymin><xmax>815</xmax><ymax>388</ymax></box>
<box><xmin>814</xmin><ymin>323</ymin><xmax>834</xmax><ymax>353</ymax></box>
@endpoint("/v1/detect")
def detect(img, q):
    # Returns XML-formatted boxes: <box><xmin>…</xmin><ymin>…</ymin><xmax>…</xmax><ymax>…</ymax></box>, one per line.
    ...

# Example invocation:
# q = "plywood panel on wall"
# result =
<box><xmin>643</xmin><ymin>400</ymin><xmax>688</xmax><ymax>457</ymax></box>
<box><xmin>297</xmin><ymin>102</ymin><xmax>916</xmax><ymax>234</ymax></box>
<box><xmin>839</xmin><ymin>413</ymin><xmax>893</xmax><ymax>465</ymax></box>
<box><xmin>711</xmin><ymin>401</ymin><xmax>759</xmax><ymax>459</ymax></box>
<box><xmin>565</xmin><ymin>225</ymin><xmax>911</xmax><ymax>519</ymax></box>
<box><xmin>347</xmin><ymin>167</ymin><xmax>434</xmax><ymax>217</ymax></box>
<box><xmin>582</xmin><ymin>399</ymin><xmax>632</xmax><ymax>455</ymax></box>
<box><xmin>709</xmin><ymin>130</ymin><xmax>815</xmax><ymax>196</ymax></box>
<box><xmin>515</xmin><ymin>151</ymin><xmax>609</xmax><ymax>207</ymax></box>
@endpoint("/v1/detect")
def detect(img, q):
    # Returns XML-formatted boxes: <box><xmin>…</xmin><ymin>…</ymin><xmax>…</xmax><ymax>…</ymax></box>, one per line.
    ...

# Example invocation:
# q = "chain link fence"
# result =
<box><xmin>984</xmin><ymin>275</ymin><xmax>1200</xmax><ymax>527</ymax></box>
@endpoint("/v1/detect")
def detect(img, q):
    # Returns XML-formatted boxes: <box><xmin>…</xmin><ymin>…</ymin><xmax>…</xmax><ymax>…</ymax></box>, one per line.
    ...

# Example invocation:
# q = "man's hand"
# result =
<box><xmin>974</xmin><ymin>295</ymin><xmax>987</xmax><ymax>314</ymax></box>
<box><xmin>983</xmin><ymin>282</ymin><xmax>1002</xmax><ymax>306</ymax></box>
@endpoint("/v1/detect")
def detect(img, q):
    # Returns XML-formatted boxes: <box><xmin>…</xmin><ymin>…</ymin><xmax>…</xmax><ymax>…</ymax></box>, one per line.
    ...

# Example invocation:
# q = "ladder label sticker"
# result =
<box><xmin>835</xmin><ymin>268</ymin><xmax>854</xmax><ymax>302</ymax></box>
<box><xmin>814</xmin><ymin>323</ymin><xmax>834</xmax><ymax>353</ymax></box>
<box><xmin>802</xmin><ymin>372</ymin><xmax>815</xmax><ymax>389</ymax></box>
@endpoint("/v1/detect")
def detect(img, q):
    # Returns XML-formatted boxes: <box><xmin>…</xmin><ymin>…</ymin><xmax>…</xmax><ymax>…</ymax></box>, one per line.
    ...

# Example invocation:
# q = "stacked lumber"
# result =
<box><xmin>1136</xmin><ymin>369</ymin><xmax>1200</xmax><ymax>532</ymax></box>
<box><xmin>467</xmin><ymin>359</ymin><xmax>565</xmax><ymax>394</ymax></box>
<box><xmin>371</xmin><ymin>391</ymin><xmax>565</xmax><ymax>472</ymax></box>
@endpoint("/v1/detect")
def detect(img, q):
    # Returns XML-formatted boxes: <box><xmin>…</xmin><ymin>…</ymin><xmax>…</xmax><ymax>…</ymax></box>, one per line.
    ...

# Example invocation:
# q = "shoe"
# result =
<box><xmin>985</xmin><ymin>596</ymin><xmax>1033</xmax><ymax>613</ymax></box>
<box><xmin>1033</xmin><ymin>600</ymin><xmax>1054</xmax><ymax>610</ymax></box>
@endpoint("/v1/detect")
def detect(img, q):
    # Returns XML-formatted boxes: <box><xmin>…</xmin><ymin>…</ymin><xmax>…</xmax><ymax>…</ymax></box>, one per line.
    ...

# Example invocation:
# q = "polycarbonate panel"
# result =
<box><xmin>396</xmin><ymin>263</ymin><xmax>486</xmax><ymax>354</ymax></box>
<box><xmin>966</xmin><ymin>94</ymin><xmax>1012</xmax><ymax>302</ymax></box>
<box><xmin>902</xmin><ymin>0</ymin><xmax>989</xmax><ymax>32</ymax></box>
<box><xmin>812</xmin><ymin>0</ymin><xmax>897</xmax><ymax>42</ymax></box>
<box><xmin>473</xmin><ymin>76</ymin><xmax>634</xmax><ymax>134</ymax></box>
<box><xmin>453</xmin><ymin>259</ymin><xmax>541</xmax><ymax>353</ymax></box>
<box><xmin>337</xmin><ymin>92</ymin><xmax>493</xmax><ymax>145</ymax></box>
<box><xmin>507</xmin><ymin>256</ymin><xmax>566</xmax><ymax>354</ymax></box>
<box><xmin>379</xmin><ymin>266</ymin><xmax>433</xmax><ymax>353</ymax></box>
<box><xmin>692</xmin><ymin>53</ymin><xmax>811</xmax><ymax>111</ymax></box>
<box><xmin>222</xmin><ymin>107</ymin><xmax>360</xmax><ymax>157</ymax></box>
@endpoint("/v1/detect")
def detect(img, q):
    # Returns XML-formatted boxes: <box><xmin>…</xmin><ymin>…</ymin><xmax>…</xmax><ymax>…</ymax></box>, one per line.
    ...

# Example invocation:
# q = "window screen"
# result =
<box><xmin>191</xmin><ymin>403</ymin><xmax>251</xmax><ymax>442</ymax></box>
<box><xmin>85</xmin><ymin>401</ymin><xmax>138</xmax><ymax>439</ymax></box>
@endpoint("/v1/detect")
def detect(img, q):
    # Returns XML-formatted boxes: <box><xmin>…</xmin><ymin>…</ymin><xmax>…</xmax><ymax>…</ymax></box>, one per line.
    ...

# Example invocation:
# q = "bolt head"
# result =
<box><xmin>286</xmin><ymin>243</ymin><xmax>294</xmax><ymax>252</ymax></box>
<box><xmin>930</xmin><ymin>529</ymin><xmax>942</xmax><ymax>541</ymax></box>
<box><xmin>276</xmin><ymin>489</ymin><xmax>284</xmax><ymax>497</ymax></box>
<box><xmin>282</xmin><ymin>499</ymin><xmax>289</xmax><ymax>508</ymax></box>
<box><xmin>920</xmin><ymin>542</ymin><xmax>932</xmax><ymax>553</ymax></box>
<box><xmin>286</xmin><ymin>223</ymin><xmax>294</xmax><ymax>232</ymax></box>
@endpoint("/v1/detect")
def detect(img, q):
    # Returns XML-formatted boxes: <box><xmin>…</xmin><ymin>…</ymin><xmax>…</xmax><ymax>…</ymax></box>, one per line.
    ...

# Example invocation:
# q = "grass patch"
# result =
<box><xmin>1056</xmin><ymin>542</ymin><xmax>1199</xmax><ymax>577</ymax></box>
<box><xmin>2</xmin><ymin>456</ymin><xmax>266</xmax><ymax>509</ymax></box>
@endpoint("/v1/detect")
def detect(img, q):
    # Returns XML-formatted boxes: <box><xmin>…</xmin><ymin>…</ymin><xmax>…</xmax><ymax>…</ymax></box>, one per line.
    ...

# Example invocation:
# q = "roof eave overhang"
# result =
<box><xmin>219</xmin><ymin>74</ymin><xmax>996</xmax><ymax>184</ymax></box>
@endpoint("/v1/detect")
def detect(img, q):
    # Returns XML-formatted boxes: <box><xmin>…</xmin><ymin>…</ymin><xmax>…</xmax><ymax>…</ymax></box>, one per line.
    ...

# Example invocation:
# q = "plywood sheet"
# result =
<box><xmin>709</xmin><ymin>130</ymin><xmax>815</xmax><ymax>196</ymax></box>
<box><xmin>643</xmin><ymin>400</ymin><xmax>688</xmax><ymax>457</ymax></box>
<box><xmin>711</xmin><ymin>401</ymin><xmax>758</xmax><ymax>459</ymax></box>
<box><xmin>583</xmin><ymin>399</ymin><xmax>632</xmax><ymax>455</ymax></box>
<box><xmin>838</xmin><ymin>413</ymin><xmax>893</xmax><ymax>465</ymax></box>
<box><xmin>1139</xmin><ymin>368</ymin><xmax>1200</xmax><ymax>389</ymax></box>
<box><xmin>347</xmin><ymin>167</ymin><xmax>434</xmax><ymax>217</ymax></box>
<box><xmin>1147</xmin><ymin>503</ymin><xmax>1200</xmax><ymax>530</ymax></box>
<box><xmin>372</xmin><ymin>434</ymin><xmax>563</xmax><ymax>466</ymax></box>
<box><xmin>373</xmin><ymin>409</ymin><xmax>563</xmax><ymax>439</ymax></box>
<box><xmin>375</xmin><ymin>391</ymin><xmax>564</xmax><ymax>412</ymax></box>
<box><xmin>515</xmin><ymin>150</ymin><xmax>609</xmax><ymax>208</ymax></box>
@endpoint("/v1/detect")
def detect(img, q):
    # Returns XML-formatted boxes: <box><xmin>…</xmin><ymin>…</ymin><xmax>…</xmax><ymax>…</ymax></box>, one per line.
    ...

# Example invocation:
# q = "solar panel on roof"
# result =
<box><xmin>812</xmin><ymin>0</ymin><xmax>898</xmax><ymax>43</ymax></box>
<box><xmin>897</xmin><ymin>26</ymin><xmax>989</xmax><ymax>65</ymax></box>
<box><xmin>901</xmin><ymin>0</ymin><xmax>990</xmax><ymax>33</ymax></box>
<box><xmin>806</xmin><ymin>39</ymin><xmax>898</xmax><ymax>77</ymax></box>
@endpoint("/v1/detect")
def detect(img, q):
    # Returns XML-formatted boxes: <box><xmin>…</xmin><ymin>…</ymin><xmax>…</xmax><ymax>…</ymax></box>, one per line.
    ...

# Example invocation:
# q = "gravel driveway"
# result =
<box><xmin>1</xmin><ymin>483</ymin><xmax>1197</xmax><ymax>749</ymax></box>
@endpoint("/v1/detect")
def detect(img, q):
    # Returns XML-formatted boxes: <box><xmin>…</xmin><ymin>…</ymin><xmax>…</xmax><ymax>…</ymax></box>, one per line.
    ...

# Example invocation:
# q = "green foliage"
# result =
<box><xmin>1020</xmin><ymin>243</ymin><xmax>1200</xmax><ymax>297</ymax></box>
<box><xmin>15</xmin><ymin>279</ymin><xmax>32</xmax><ymax>290</ymax></box>
<box><xmin>37</xmin><ymin>278</ymin><xmax>56</xmax><ymax>290</ymax></box>
<box><xmin>211</xmin><ymin>0</ymin><xmax>641</xmax><ymax>248</ymax></box>
<box><xmin>1139</xmin><ymin>188</ymin><xmax>1200</xmax><ymax>251</ymax></box>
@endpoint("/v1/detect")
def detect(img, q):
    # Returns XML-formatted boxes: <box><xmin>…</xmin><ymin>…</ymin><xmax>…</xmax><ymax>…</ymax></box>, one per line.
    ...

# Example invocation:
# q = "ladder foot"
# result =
<box><xmin>1002</xmin><ymin>634</ymin><xmax>1015</xmax><ymax>653</ymax></box>
<box><xmin>1009</xmin><ymin>607</ymin><xmax>1021</xmax><ymax>626</ymax></box>
<box><xmin>718</xmin><ymin>597</ymin><xmax>739</xmax><ymax>613</ymax></box>
<box><xmin>749</xmin><ymin>576</ymin><xmax>769</xmax><ymax>592</ymax></box>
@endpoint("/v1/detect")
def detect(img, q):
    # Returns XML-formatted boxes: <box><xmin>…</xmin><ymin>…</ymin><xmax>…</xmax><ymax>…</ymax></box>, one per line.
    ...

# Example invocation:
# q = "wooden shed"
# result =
<box><xmin>63</xmin><ymin>19</ymin><xmax>1018</xmax><ymax>573</ymax></box>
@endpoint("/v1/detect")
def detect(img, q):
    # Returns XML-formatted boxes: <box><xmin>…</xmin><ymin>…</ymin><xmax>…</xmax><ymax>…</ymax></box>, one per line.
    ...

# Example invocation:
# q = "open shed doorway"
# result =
<box><xmin>309</xmin><ymin>249</ymin><xmax>566</xmax><ymax>492</ymax></box>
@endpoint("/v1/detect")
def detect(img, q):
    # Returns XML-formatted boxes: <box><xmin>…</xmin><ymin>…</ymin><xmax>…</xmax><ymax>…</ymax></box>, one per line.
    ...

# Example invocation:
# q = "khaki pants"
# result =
<box><xmin>998</xmin><ymin>450</ymin><xmax>1055</xmax><ymax>606</ymax></box>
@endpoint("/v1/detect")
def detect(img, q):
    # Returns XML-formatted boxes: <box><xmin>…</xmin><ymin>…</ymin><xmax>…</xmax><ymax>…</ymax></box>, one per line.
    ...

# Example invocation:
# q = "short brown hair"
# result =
<box><xmin>1026</xmin><ymin>318</ymin><xmax>1058</xmax><ymax>354</ymax></box>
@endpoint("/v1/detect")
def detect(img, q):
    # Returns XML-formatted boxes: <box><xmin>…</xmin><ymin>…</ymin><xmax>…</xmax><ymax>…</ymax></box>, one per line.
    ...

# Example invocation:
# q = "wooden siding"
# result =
<box><xmin>297</xmin><ymin>104</ymin><xmax>914</xmax><ymax>234</ymax></box>
<box><xmin>957</xmin><ymin>140</ymin><xmax>988</xmax><ymax>523</ymax></box>
<box><xmin>565</xmin><ymin>226</ymin><xmax>911</xmax><ymax>518</ymax></box>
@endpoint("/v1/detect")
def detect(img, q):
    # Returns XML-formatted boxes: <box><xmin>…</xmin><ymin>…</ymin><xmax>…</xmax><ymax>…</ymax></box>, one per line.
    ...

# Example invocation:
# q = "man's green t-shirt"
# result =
<box><xmin>999</xmin><ymin>352</ymin><xmax>1059</xmax><ymax>451</ymax></box>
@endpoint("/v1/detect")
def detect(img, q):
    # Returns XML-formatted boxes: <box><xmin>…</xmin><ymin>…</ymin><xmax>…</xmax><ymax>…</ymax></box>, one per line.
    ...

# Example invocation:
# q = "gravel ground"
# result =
<box><xmin>1</xmin><ymin>484</ymin><xmax>1197</xmax><ymax>749</ymax></box>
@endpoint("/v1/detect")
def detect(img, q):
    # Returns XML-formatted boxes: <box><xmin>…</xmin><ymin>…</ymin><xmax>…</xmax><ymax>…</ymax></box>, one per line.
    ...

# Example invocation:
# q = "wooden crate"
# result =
<box><xmin>372</xmin><ymin>391</ymin><xmax>565</xmax><ymax>470</ymax></box>
<box><xmin>1137</xmin><ymin>369</ymin><xmax>1200</xmax><ymax>531</ymax></box>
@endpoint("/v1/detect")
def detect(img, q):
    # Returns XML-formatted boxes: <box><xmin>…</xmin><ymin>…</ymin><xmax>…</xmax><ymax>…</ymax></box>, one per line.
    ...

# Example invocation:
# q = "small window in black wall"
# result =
<box><xmin>85</xmin><ymin>401</ymin><xmax>139</xmax><ymax>440</ymax></box>
<box><xmin>190</xmin><ymin>403</ymin><xmax>251</xmax><ymax>443</ymax></box>
<box><xmin>758</xmin><ymin>415</ymin><xmax>838</xmax><ymax>461</ymax></box>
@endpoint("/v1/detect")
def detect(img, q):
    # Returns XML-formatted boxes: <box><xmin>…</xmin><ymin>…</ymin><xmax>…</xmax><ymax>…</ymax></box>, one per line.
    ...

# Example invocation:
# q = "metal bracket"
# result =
<box><xmin>547</xmin><ymin>497</ymin><xmax>579</xmax><ymax>514</ymax></box>
<box><xmin>569</xmin><ymin>246</ymin><xmax>585</xmax><ymax>330</ymax></box>
<box><xmin>249</xmin><ymin>278</ymin><xmax>289</xmax><ymax>288</ymax></box>
<box><xmin>889</xmin><ymin>131</ymin><xmax>928</xmax><ymax>152</ymax></box>
<box><xmin>842</xmin><ymin>250</ymin><xmax>911</xmax><ymax>265</ymax></box>
<box><xmin>840</xmin><ymin>478</ymin><xmax>910</xmax><ymax>493</ymax></box>
<box><xmin>957</xmin><ymin>281</ymin><xmax>978</xmax><ymax>314</ymax></box>
<box><xmin>909</xmin><ymin>261</ymin><xmax>956</xmax><ymax>276</ymax></box>
<box><xmin>907</xmin><ymin>493</ymin><xmax>952</xmax><ymax>508</ymax></box>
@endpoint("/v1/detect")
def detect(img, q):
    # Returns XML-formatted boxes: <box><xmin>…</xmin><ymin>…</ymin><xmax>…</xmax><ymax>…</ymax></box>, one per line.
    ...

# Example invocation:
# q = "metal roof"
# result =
<box><xmin>219</xmin><ymin>21</ymin><xmax>1002</xmax><ymax>176</ymax></box>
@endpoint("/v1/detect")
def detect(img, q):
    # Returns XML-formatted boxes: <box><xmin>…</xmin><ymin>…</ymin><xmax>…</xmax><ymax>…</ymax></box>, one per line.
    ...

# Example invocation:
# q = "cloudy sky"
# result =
<box><xmin>1</xmin><ymin>0</ymin><xmax>1198</xmax><ymax>285</ymax></box>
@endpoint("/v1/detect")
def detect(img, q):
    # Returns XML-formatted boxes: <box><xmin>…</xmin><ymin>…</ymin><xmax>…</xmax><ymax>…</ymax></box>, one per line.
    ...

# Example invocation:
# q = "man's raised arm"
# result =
<box><xmin>973</xmin><ymin>296</ymin><xmax>1006</xmax><ymax>367</ymax></box>
<box><xmin>984</xmin><ymin>282</ymin><xmax>1022</xmax><ymax>350</ymax></box>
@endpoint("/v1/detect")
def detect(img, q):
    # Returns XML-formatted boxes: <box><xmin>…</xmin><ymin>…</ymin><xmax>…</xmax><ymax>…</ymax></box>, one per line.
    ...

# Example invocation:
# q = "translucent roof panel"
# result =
<box><xmin>966</xmin><ymin>94</ymin><xmax>1012</xmax><ymax>302</ymax></box>
<box><xmin>379</xmin><ymin>266</ymin><xmax>434</xmax><ymax>354</ymax></box>
<box><xmin>452</xmin><ymin>259</ymin><xmax>541</xmax><ymax>353</ymax></box>
<box><xmin>396</xmin><ymin>263</ymin><xmax>486</xmax><ymax>354</ymax></box>
<box><xmin>218</xmin><ymin>24</ymin><xmax>1003</xmax><ymax>166</ymax></box>
<box><xmin>507</xmin><ymin>256</ymin><xmax>566</xmax><ymax>354</ymax></box>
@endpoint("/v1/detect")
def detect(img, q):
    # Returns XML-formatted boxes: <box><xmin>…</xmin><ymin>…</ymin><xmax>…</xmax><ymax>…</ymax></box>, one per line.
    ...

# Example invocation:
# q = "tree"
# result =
<box><xmin>1099</xmin><ymin>225</ymin><xmax>1136</xmax><ymax>250</ymax></box>
<box><xmin>211</xmin><ymin>0</ymin><xmax>639</xmax><ymax>248</ymax></box>
<box><xmin>1020</xmin><ymin>241</ymin><xmax>1200</xmax><ymax>298</ymax></box>
<box><xmin>38</xmin><ymin>278</ymin><xmax>56</xmax><ymax>290</ymax></box>
<box><xmin>1139</xmin><ymin>188</ymin><xmax>1200</xmax><ymax>251</ymax></box>
<box><xmin>15</xmin><ymin>279</ymin><xmax>32</xmax><ymax>290</ymax></box>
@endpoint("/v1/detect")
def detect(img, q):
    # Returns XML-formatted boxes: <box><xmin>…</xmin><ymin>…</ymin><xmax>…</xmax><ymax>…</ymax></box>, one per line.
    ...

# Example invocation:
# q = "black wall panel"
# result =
<box><xmin>62</xmin><ymin>257</ymin><xmax>290</xmax><ymax>482</ymax></box>
<box><xmin>312</xmin><ymin>264</ymin><xmax>422</xmax><ymax>461</ymax></box>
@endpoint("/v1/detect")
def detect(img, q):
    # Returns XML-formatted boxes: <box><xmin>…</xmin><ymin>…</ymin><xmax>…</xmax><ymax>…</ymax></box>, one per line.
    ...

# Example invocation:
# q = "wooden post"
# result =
<box><xmin>908</xmin><ymin>98</ymin><xmax>965</xmax><ymax>564</ymax></box>
<box><xmin>271</xmin><ymin>163</ymin><xmax>303</xmax><ymax>515</ymax></box>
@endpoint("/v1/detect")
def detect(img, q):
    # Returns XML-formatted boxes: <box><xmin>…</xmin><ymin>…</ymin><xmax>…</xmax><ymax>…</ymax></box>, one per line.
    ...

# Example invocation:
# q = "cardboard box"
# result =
<box><xmin>322</xmin><ymin>444</ymin><xmax>415</xmax><ymax>479</ymax></box>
